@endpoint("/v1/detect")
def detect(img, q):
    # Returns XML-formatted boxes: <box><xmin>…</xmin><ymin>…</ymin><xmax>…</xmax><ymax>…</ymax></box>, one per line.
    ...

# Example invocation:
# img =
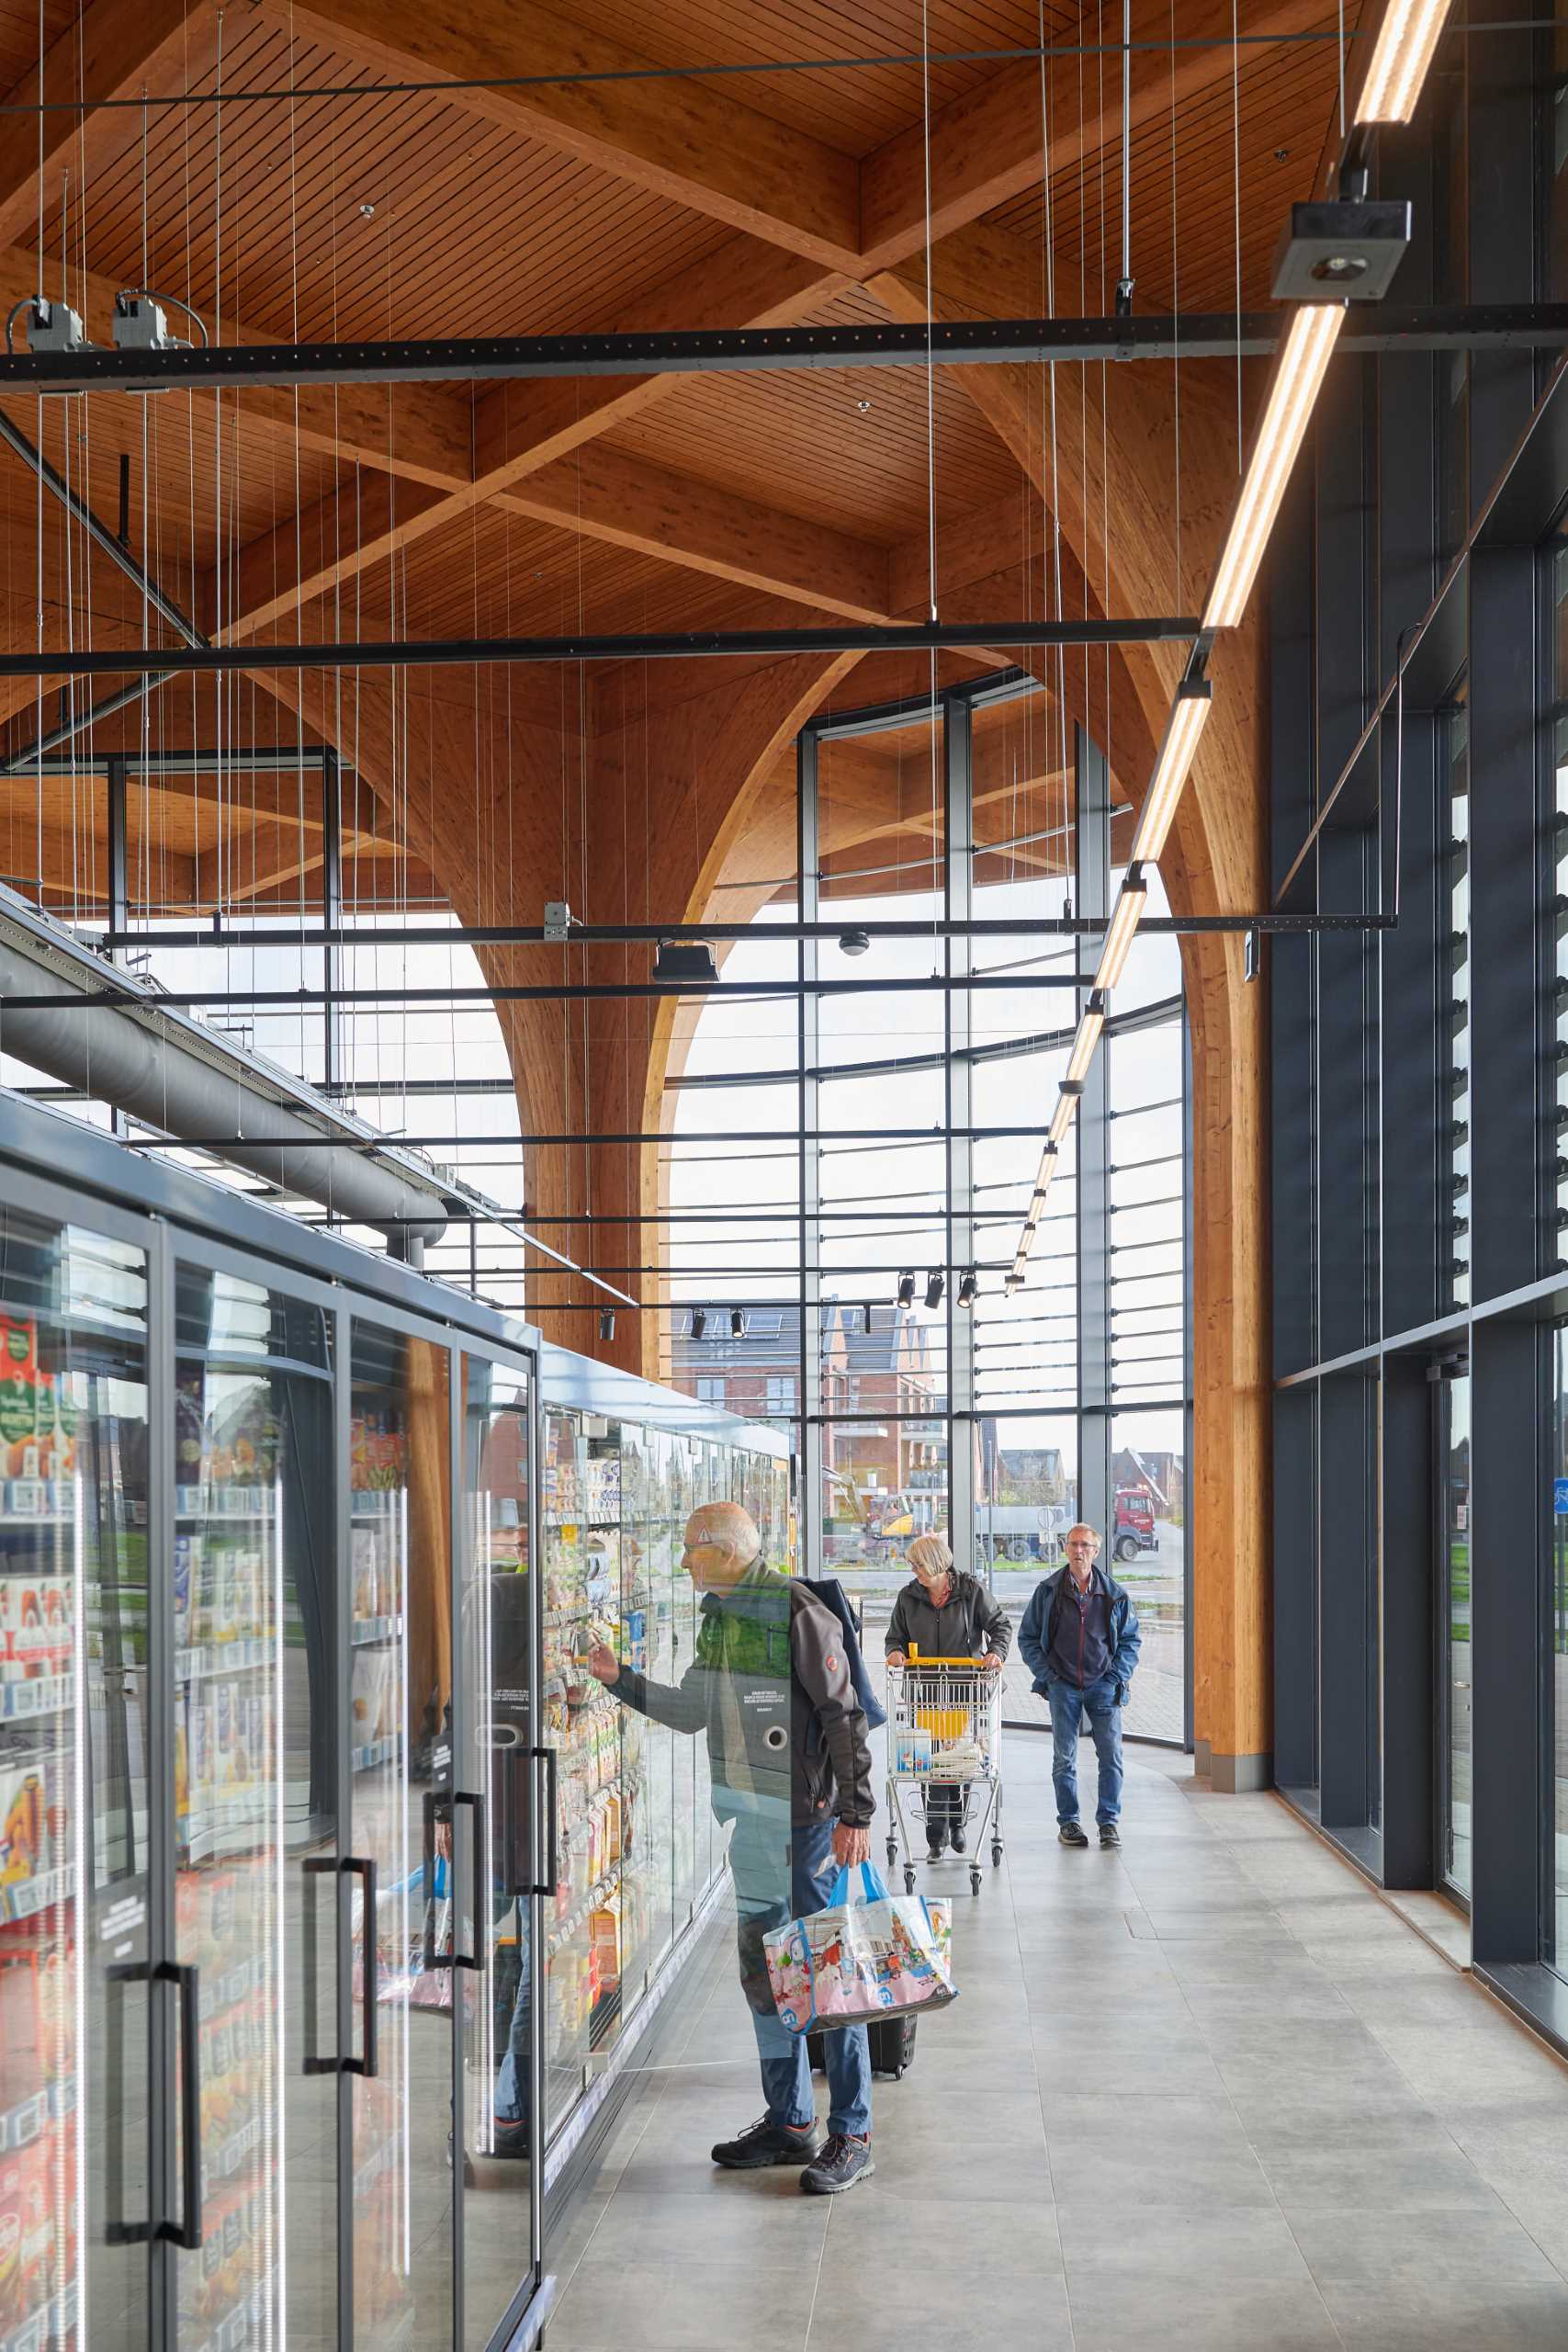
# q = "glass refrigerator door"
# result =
<box><xmin>455</xmin><ymin>1357</ymin><xmax>539</xmax><ymax>2352</ymax></box>
<box><xmin>0</xmin><ymin>1209</ymin><xmax>149</xmax><ymax>2352</ymax></box>
<box><xmin>169</xmin><ymin>1264</ymin><xmax>338</xmax><ymax>2352</ymax></box>
<box><xmin>346</xmin><ymin>1321</ymin><xmax>455</xmax><ymax>2352</ymax></box>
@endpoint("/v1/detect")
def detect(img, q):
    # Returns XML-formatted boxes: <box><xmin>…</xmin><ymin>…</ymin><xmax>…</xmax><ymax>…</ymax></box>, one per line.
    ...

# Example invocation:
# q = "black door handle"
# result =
<box><xmin>451</xmin><ymin>1791</ymin><xmax>484</xmax><ymax>1972</ymax></box>
<box><xmin>158</xmin><ymin>1962</ymin><xmax>203</xmax><ymax>2249</ymax></box>
<box><xmin>533</xmin><ymin>1746</ymin><xmax>559</xmax><ymax>1899</ymax></box>
<box><xmin>302</xmin><ymin>1856</ymin><xmax>337</xmax><ymax>2075</ymax></box>
<box><xmin>105</xmin><ymin>1959</ymin><xmax>152</xmax><ymax>2246</ymax></box>
<box><xmin>423</xmin><ymin>1788</ymin><xmax>454</xmax><ymax>1972</ymax></box>
<box><xmin>343</xmin><ymin>1856</ymin><xmax>378</xmax><ymax>2077</ymax></box>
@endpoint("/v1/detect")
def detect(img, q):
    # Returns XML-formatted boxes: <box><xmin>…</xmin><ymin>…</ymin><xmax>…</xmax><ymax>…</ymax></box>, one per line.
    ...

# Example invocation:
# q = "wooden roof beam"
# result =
<box><xmin>858</xmin><ymin>0</ymin><xmax>1334</xmax><ymax>273</ymax></box>
<box><xmin>285</xmin><ymin>0</ymin><xmax>861</xmax><ymax>270</ymax></box>
<box><xmin>211</xmin><ymin>433</ymin><xmax>899</xmax><ymax>641</ymax></box>
<box><xmin>0</xmin><ymin>0</ymin><xmax>211</xmax><ymax>253</ymax></box>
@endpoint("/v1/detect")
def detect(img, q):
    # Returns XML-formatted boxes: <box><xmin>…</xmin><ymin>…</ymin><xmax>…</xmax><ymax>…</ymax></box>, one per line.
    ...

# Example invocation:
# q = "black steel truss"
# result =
<box><xmin>1</xmin><ymin>306</ymin><xmax>1563</xmax><ymax>398</ymax></box>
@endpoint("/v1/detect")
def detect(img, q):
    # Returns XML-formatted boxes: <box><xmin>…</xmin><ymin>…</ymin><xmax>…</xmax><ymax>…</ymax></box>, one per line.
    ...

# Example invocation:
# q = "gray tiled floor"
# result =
<box><xmin>541</xmin><ymin>1744</ymin><xmax>1568</xmax><ymax>2351</ymax></box>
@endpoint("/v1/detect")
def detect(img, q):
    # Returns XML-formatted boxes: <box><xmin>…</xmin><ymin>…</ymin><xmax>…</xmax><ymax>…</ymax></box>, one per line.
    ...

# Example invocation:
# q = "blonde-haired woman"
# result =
<box><xmin>885</xmin><ymin>1533</ymin><xmax>1010</xmax><ymax>1861</ymax></box>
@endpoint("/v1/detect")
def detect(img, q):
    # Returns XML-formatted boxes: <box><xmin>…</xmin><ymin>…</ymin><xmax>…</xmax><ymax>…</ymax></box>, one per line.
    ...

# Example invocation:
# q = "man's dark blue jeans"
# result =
<box><xmin>1046</xmin><ymin>1675</ymin><xmax>1124</xmax><ymax>1826</ymax></box>
<box><xmin>728</xmin><ymin>1807</ymin><xmax>873</xmax><ymax>2138</ymax></box>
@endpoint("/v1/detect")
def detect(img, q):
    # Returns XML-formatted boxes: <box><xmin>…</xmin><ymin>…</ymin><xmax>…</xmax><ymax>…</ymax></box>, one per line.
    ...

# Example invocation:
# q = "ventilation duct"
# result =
<box><xmin>0</xmin><ymin>888</ymin><xmax>450</xmax><ymax>1255</ymax></box>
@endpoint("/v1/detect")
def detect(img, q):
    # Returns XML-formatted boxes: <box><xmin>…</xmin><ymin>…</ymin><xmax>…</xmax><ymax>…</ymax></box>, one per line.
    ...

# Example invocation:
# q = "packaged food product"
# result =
<box><xmin>351</xmin><ymin>1523</ymin><xmax>379</xmax><ymax>1620</ymax></box>
<box><xmin>0</xmin><ymin>2131</ymin><xmax>61</xmax><ymax>2327</ymax></box>
<box><xmin>0</xmin><ymin>1758</ymin><xmax>51</xmax><ymax>1889</ymax></box>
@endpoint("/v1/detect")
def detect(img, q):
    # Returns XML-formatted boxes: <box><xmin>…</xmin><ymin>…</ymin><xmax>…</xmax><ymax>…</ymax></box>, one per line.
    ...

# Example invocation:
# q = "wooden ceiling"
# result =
<box><xmin>0</xmin><ymin>0</ymin><xmax>1354</xmax><ymax>909</ymax></box>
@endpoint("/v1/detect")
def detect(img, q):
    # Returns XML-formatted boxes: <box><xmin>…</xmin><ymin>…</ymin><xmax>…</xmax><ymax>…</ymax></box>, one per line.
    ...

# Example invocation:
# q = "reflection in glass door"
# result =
<box><xmin>347</xmin><ymin>1322</ymin><xmax>453</xmax><ymax>2352</ymax></box>
<box><xmin>0</xmin><ymin>1208</ymin><xmax>149</xmax><ymax>2352</ymax></box>
<box><xmin>170</xmin><ymin>1265</ymin><xmax>337</xmax><ymax>2351</ymax></box>
<box><xmin>457</xmin><ymin>1357</ymin><xmax>539</xmax><ymax>2352</ymax></box>
<box><xmin>1439</xmin><ymin>1372</ymin><xmax>1472</xmax><ymax>1899</ymax></box>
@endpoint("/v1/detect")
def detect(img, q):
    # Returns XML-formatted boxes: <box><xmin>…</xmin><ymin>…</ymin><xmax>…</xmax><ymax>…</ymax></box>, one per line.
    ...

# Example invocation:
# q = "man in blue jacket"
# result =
<box><xmin>1018</xmin><ymin>1523</ymin><xmax>1142</xmax><ymax>1848</ymax></box>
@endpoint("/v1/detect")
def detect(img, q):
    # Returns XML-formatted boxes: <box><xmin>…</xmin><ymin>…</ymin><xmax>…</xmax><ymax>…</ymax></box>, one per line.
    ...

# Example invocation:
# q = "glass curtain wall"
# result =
<box><xmin>664</xmin><ymin>673</ymin><xmax>1192</xmax><ymax>1746</ymax></box>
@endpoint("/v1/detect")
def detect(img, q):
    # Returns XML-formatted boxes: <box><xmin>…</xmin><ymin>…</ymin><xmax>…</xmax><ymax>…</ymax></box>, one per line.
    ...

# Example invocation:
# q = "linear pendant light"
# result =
<box><xmin>1129</xmin><ymin>683</ymin><xmax>1213</xmax><ymax>865</ymax></box>
<box><xmin>1202</xmin><ymin>305</ymin><xmax>1344</xmax><ymax>630</ymax></box>
<box><xmin>1048</xmin><ymin>1092</ymin><xmax>1077</xmax><ymax>1148</ymax></box>
<box><xmin>1066</xmin><ymin>1006</ymin><xmax>1105</xmax><ymax>1087</ymax></box>
<box><xmin>1094</xmin><ymin>877</ymin><xmax>1147</xmax><ymax>993</ymax></box>
<box><xmin>1356</xmin><ymin>0</ymin><xmax>1454</xmax><ymax>123</ymax></box>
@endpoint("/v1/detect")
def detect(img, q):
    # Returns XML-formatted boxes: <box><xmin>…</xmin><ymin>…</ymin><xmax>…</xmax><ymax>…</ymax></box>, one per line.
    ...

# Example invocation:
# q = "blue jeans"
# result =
<box><xmin>1046</xmin><ymin>1677</ymin><xmax>1123</xmax><ymax>1826</ymax></box>
<box><xmin>729</xmin><ymin>1810</ymin><xmax>872</xmax><ymax>2140</ymax></box>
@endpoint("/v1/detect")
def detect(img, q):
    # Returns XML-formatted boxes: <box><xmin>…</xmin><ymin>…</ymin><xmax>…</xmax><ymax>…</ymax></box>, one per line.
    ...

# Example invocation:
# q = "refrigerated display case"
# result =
<box><xmin>0</xmin><ymin>1094</ymin><xmax>790</xmax><ymax>2352</ymax></box>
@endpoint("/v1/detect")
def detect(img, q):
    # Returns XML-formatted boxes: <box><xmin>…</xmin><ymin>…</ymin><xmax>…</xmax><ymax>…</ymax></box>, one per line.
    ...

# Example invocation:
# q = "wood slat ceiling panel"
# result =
<box><xmin>599</xmin><ymin>286</ymin><xmax>1023</xmax><ymax>544</ymax></box>
<box><xmin>56</xmin><ymin>11</ymin><xmax>735</xmax><ymax>346</ymax></box>
<box><xmin>0</xmin><ymin>0</ymin><xmax>78</xmax><ymax>105</ymax></box>
<box><xmin>566</xmin><ymin>0</ymin><xmax>1078</xmax><ymax>157</ymax></box>
<box><xmin>0</xmin><ymin>390</ymin><xmax>344</xmax><ymax>581</ymax></box>
<box><xmin>287</xmin><ymin>501</ymin><xmax>771</xmax><ymax>645</ymax></box>
<box><xmin>991</xmin><ymin>21</ymin><xmax>1341</xmax><ymax>312</ymax></box>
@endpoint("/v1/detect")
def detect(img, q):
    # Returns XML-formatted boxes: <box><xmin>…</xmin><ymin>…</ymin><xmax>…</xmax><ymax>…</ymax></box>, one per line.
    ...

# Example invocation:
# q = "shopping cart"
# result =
<box><xmin>884</xmin><ymin>1649</ymin><xmax>1003</xmax><ymax>1896</ymax></box>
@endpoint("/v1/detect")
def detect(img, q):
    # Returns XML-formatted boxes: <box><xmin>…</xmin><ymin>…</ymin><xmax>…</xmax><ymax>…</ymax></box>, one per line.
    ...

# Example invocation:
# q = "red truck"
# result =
<box><xmin>1112</xmin><ymin>1487</ymin><xmax>1159</xmax><ymax>1563</ymax></box>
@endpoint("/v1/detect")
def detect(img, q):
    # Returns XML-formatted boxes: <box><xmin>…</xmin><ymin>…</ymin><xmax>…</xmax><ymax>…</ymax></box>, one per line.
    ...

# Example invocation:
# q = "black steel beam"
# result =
<box><xmin>1</xmin><ymin>308</ymin><xmax>1564</xmax><ymax>398</ymax></box>
<box><xmin>0</xmin><ymin>616</ymin><xmax>1201</xmax><ymax>679</ymax></box>
<box><xmin>93</xmin><ymin>911</ymin><xmax>1393</xmax><ymax>951</ymax></box>
<box><xmin>0</xmin><ymin>971</ymin><xmax>1092</xmax><ymax>1011</ymax></box>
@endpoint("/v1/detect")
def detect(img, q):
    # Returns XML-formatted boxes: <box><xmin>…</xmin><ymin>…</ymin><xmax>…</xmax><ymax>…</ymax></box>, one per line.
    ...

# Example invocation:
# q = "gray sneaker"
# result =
<box><xmin>1099</xmin><ymin>1822</ymin><xmax>1121</xmax><ymax>1849</ymax></box>
<box><xmin>1058</xmin><ymin>1821</ymin><xmax>1089</xmax><ymax>1848</ymax></box>
<box><xmin>800</xmin><ymin>2133</ymin><xmax>875</xmax><ymax>2195</ymax></box>
<box><xmin>712</xmin><ymin>2115</ymin><xmax>823</xmax><ymax>2169</ymax></box>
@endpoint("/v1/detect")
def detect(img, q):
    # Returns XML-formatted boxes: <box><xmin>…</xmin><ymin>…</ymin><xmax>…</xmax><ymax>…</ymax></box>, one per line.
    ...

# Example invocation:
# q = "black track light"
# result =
<box><xmin>598</xmin><ymin>1307</ymin><xmax>615</xmax><ymax>1341</ymax></box>
<box><xmin>958</xmin><ymin>1269</ymin><xmax>977</xmax><ymax>1306</ymax></box>
<box><xmin>691</xmin><ymin>1308</ymin><xmax>707</xmax><ymax>1340</ymax></box>
<box><xmin>897</xmin><ymin>1271</ymin><xmax>916</xmax><ymax>1309</ymax></box>
<box><xmin>925</xmin><ymin>1272</ymin><xmax>944</xmax><ymax>1309</ymax></box>
<box><xmin>730</xmin><ymin>1306</ymin><xmax>746</xmax><ymax>1338</ymax></box>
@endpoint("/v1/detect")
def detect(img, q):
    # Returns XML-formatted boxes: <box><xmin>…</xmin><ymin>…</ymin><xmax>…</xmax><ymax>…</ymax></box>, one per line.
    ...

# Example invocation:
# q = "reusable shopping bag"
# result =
<box><xmin>763</xmin><ymin>1861</ymin><xmax>957</xmax><ymax>2033</ymax></box>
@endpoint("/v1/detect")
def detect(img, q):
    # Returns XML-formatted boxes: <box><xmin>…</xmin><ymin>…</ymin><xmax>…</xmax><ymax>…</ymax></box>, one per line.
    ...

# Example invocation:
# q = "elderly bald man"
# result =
<box><xmin>588</xmin><ymin>1499</ymin><xmax>877</xmax><ymax>2194</ymax></box>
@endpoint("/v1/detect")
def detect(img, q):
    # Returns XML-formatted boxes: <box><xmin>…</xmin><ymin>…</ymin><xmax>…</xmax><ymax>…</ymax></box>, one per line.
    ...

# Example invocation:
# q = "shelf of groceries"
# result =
<box><xmin>535</xmin><ymin>1407</ymin><xmax>790</xmax><ymax>2140</ymax></box>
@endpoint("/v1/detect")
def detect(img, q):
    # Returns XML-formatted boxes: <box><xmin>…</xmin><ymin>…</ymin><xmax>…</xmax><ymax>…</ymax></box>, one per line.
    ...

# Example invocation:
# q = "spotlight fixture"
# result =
<box><xmin>598</xmin><ymin>1307</ymin><xmax>615</xmax><ymax>1342</ymax></box>
<box><xmin>652</xmin><ymin>939</ymin><xmax>718</xmax><ymax>987</ymax></box>
<box><xmin>1270</xmin><ymin>198</ymin><xmax>1411</xmax><ymax>303</ymax></box>
<box><xmin>958</xmin><ymin>1269</ymin><xmax>977</xmax><ymax>1306</ymax></box>
<box><xmin>897</xmin><ymin>1271</ymin><xmax>916</xmax><ymax>1308</ymax></box>
<box><xmin>925</xmin><ymin>1272</ymin><xmax>944</xmax><ymax>1309</ymax></box>
<box><xmin>1202</xmin><ymin>307</ymin><xmax>1344</xmax><ymax>631</ymax></box>
<box><xmin>1066</xmin><ymin>1004</ymin><xmax>1106</xmax><ymax>1088</ymax></box>
<box><xmin>839</xmin><ymin>928</ymin><xmax>871</xmax><ymax>956</ymax></box>
<box><xmin>1355</xmin><ymin>0</ymin><xmax>1454</xmax><ymax>124</ymax></box>
<box><xmin>1129</xmin><ymin>682</ymin><xmax>1213</xmax><ymax>866</ymax></box>
<box><xmin>691</xmin><ymin>1308</ymin><xmax>707</xmax><ymax>1340</ymax></box>
<box><xmin>730</xmin><ymin>1307</ymin><xmax>746</xmax><ymax>1338</ymax></box>
<box><xmin>1094</xmin><ymin>876</ymin><xmax>1147</xmax><ymax>994</ymax></box>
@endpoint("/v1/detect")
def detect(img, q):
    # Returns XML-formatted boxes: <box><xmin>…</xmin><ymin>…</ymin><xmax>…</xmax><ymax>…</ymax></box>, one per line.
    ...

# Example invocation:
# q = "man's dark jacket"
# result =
<box><xmin>1018</xmin><ymin>1563</ymin><xmax>1142</xmax><ymax>1702</ymax></box>
<box><xmin>610</xmin><ymin>1562</ymin><xmax>875</xmax><ymax>1827</ymax></box>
